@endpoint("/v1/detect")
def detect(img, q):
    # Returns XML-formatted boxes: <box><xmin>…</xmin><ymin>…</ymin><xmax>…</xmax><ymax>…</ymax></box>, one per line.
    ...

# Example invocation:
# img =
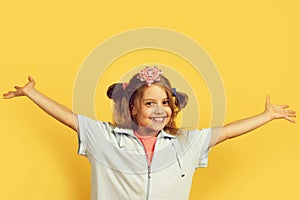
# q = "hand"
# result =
<box><xmin>264</xmin><ymin>95</ymin><xmax>296</xmax><ymax>123</ymax></box>
<box><xmin>3</xmin><ymin>76</ymin><xmax>36</xmax><ymax>99</ymax></box>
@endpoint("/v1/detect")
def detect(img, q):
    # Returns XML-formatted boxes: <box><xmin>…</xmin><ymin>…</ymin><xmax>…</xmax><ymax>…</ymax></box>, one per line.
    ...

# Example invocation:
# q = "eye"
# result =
<box><xmin>145</xmin><ymin>101</ymin><xmax>154</xmax><ymax>106</ymax></box>
<box><xmin>162</xmin><ymin>100</ymin><xmax>170</xmax><ymax>105</ymax></box>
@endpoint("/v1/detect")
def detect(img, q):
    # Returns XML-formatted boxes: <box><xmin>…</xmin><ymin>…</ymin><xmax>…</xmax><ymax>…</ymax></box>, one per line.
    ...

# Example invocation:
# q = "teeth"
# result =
<box><xmin>151</xmin><ymin>117</ymin><xmax>165</xmax><ymax>122</ymax></box>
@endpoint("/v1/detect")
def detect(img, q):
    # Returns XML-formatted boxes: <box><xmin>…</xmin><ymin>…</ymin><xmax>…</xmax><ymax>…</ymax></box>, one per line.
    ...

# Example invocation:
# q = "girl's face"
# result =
<box><xmin>132</xmin><ymin>84</ymin><xmax>172</xmax><ymax>136</ymax></box>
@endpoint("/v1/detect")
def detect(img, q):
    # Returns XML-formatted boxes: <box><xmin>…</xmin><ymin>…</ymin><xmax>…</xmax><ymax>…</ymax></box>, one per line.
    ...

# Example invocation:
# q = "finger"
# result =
<box><xmin>280</xmin><ymin>105</ymin><xmax>289</xmax><ymax>109</ymax></box>
<box><xmin>265</xmin><ymin>95</ymin><xmax>271</xmax><ymax>105</ymax></box>
<box><xmin>14</xmin><ymin>86</ymin><xmax>22</xmax><ymax>90</ymax></box>
<box><xmin>3</xmin><ymin>95</ymin><xmax>12</xmax><ymax>99</ymax></box>
<box><xmin>2</xmin><ymin>93</ymin><xmax>9</xmax><ymax>99</ymax></box>
<box><xmin>266</xmin><ymin>95</ymin><xmax>271</xmax><ymax>103</ymax></box>
<box><xmin>286</xmin><ymin>111</ymin><xmax>296</xmax><ymax>117</ymax></box>
<box><xmin>287</xmin><ymin>110</ymin><xmax>296</xmax><ymax>114</ymax></box>
<box><xmin>5</xmin><ymin>91</ymin><xmax>15</xmax><ymax>95</ymax></box>
<box><xmin>2</xmin><ymin>94</ymin><xmax>9</xmax><ymax>99</ymax></box>
<box><xmin>285</xmin><ymin>116</ymin><xmax>296</xmax><ymax>123</ymax></box>
<box><xmin>3</xmin><ymin>92</ymin><xmax>14</xmax><ymax>99</ymax></box>
<box><xmin>28</xmin><ymin>76</ymin><xmax>35</xmax><ymax>82</ymax></box>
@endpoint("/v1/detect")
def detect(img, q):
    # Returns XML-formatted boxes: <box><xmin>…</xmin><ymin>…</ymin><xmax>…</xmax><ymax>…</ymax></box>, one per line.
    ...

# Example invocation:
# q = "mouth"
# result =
<box><xmin>149</xmin><ymin>116</ymin><xmax>167</xmax><ymax>123</ymax></box>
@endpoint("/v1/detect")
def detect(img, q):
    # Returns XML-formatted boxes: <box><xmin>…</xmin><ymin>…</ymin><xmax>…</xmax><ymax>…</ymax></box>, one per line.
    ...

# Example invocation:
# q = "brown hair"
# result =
<box><xmin>107</xmin><ymin>70</ymin><xmax>188</xmax><ymax>135</ymax></box>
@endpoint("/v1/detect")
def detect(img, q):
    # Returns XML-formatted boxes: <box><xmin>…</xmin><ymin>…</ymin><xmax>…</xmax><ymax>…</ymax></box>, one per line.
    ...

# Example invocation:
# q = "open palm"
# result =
<box><xmin>265</xmin><ymin>95</ymin><xmax>296</xmax><ymax>123</ymax></box>
<box><xmin>3</xmin><ymin>76</ymin><xmax>35</xmax><ymax>99</ymax></box>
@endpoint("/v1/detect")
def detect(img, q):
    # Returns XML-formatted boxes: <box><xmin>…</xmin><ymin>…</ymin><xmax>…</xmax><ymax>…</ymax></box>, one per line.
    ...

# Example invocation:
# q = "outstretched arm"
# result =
<box><xmin>210</xmin><ymin>96</ymin><xmax>296</xmax><ymax>147</ymax></box>
<box><xmin>3</xmin><ymin>76</ymin><xmax>78</xmax><ymax>132</ymax></box>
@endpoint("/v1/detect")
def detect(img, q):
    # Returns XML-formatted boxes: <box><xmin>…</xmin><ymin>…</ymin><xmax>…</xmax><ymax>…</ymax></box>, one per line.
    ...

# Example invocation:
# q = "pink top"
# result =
<box><xmin>134</xmin><ymin>131</ymin><xmax>157</xmax><ymax>164</ymax></box>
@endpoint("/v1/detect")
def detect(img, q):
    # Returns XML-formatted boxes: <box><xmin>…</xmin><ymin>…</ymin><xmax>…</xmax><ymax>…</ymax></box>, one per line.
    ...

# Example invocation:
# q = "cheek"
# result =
<box><xmin>166</xmin><ymin>107</ymin><xmax>172</xmax><ymax>116</ymax></box>
<box><xmin>139</xmin><ymin>108</ymin><xmax>151</xmax><ymax>119</ymax></box>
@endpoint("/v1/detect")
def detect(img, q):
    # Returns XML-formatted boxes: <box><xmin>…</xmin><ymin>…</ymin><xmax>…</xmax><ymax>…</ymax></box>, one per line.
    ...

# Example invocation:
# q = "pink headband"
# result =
<box><xmin>137</xmin><ymin>66</ymin><xmax>162</xmax><ymax>86</ymax></box>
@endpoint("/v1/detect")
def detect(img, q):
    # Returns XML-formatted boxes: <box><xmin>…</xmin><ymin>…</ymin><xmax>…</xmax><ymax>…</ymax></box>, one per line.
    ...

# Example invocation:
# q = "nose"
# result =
<box><xmin>153</xmin><ymin>104</ymin><xmax>164</xmax><ymax>114</ymax></box>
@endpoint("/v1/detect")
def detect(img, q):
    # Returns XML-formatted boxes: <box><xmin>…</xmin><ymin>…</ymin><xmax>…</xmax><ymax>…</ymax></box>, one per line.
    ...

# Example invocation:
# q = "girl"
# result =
<box><xmin>3</xmin><ymin>66</ymin><xmax>296</xmax><ymax>200</ymax></box>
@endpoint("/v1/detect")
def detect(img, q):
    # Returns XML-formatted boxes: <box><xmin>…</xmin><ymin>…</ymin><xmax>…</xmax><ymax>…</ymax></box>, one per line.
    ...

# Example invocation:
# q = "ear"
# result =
<box><xmin>131</xmin><ymin>105</ymin><xmax>137</xmax><ymax>115</ymax></box>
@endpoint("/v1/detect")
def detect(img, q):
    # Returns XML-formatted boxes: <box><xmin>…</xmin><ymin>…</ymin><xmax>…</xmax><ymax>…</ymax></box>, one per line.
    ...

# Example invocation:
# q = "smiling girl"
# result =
<box><xmin>3</xmin><ymin>66</ymin><xmax>296</xmax><ymax>200</ymax></box>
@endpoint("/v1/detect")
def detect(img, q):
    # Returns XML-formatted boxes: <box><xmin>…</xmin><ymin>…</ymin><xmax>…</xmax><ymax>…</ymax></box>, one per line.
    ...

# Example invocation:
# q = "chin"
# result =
<box><xmin>149</xmin><ymin>123</ymin><xmax>168</xmax><ymax>132</ymax></box>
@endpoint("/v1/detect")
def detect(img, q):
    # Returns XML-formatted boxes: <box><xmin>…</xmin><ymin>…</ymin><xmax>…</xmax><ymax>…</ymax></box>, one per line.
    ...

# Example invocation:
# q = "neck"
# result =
<box><xmin>135</xmin><ymin>127</ymin><xmax>160</xmax><ymax>137</ymax></box>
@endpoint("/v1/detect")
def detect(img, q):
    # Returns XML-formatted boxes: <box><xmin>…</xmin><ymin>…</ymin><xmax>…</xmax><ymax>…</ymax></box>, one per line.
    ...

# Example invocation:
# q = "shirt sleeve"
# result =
<box><xmin>197</xmin><ymin>128</ymin><xmax>211</xmax><ymax>168</ymax></box>
<box><xmin>186</xmin><ymin>128</ymin><xmax>212</xmax><ymax>168</ymax></box>
<box><xmin>77</xmin><ymin>114</ymin><xmax>111</xmax><ymax>156</ymax></box>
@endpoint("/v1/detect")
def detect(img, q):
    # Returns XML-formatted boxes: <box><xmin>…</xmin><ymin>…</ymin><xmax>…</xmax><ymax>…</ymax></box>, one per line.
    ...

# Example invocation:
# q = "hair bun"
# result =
<box><xmin>175</xmin><ymin>91</ymin><xmax>188</xmax><ymax>111</ymax></box>
<box><xmin>107</xmin><ymin>83</ymin><xmax>124</xmax><ymax>100</ymax></box>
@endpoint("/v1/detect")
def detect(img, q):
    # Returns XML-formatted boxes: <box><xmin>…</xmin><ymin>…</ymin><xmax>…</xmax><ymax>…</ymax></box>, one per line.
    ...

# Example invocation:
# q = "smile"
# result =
<box><xmin>149</xmin><ymin>117</ymin><xmax>167</xmax><ymax>123</ymax></box>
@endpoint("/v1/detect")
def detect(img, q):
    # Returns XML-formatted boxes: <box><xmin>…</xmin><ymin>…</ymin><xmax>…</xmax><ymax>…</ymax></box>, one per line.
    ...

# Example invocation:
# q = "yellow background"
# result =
<box><xmin>1</xmin><ymin>0</ymin><xmax>299</xmax><ymax>199</ymax></box>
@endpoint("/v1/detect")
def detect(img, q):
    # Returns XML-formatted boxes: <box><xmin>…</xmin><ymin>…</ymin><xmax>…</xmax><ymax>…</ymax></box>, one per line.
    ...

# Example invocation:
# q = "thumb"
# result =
<box><xmin>28</xmin><ymin>75</ymin><xmax>36</xmax><ymax>85</ymax></box>
<box><xmin>28</xmin><ymin>76</ymin><xmax>34</xmax><ymax>82</ymax></box>
<box><xmin>265</xmin><ymin>95</ymin><xmax>271</xmax><ymax>106</ymax></box>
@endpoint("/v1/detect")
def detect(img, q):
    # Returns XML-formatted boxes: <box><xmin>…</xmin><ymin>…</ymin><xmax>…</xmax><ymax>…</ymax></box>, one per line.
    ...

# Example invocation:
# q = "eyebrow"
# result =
<box><xmin>142</xmin><ymin>98</ymin><xmax>169</xmax><ymax>102</ymax></box>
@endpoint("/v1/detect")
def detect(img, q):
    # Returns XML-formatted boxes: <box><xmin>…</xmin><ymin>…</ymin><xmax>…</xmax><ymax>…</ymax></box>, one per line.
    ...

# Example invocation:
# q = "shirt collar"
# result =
<box><xmin>113</xmin><ymin>127</ymin><xmax>177</xmax><ymax>139</ymax></box>
<box><xmin>158</xmin><ymin>129</ymin><xmax>177</xmax><ymax>139</ymax></box>
<box><xmin>113</xmin><ymin>127</ymin><xmax>135</xmax><ymax>136</ymax></box>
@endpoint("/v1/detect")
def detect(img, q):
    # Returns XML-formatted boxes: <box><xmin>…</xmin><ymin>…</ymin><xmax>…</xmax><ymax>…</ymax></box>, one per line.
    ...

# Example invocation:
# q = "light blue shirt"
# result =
<box><xmin>77</xmin><ymin>114</ymin><xmax>211</xmax><ymax>200</ymax></box>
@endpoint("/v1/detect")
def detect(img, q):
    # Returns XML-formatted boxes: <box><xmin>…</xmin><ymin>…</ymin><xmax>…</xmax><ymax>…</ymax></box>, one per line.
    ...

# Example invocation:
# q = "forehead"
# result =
<box><xmin>142</xmin><ymin>85</ymin><xmax>168</xmax><ymax>99</ymax></box>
